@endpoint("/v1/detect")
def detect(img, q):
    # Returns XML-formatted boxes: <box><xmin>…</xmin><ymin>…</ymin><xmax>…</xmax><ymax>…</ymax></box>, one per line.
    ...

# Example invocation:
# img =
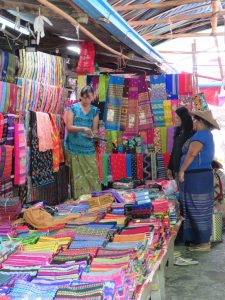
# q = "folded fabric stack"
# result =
<box><xmin>124</xmin><ymin>203</ymin><xmax>152</xmax><ymax>219</ymax></box>
<box><xmin>38</xmin><ymin>236</ymin><xmax>72</xmax><ymax>251</ymax></box>
<box><xmin>0</xmin><ymin>225</ymin><xmax>15</xmax><ymax>238</ymax></box>
<box><xmin>152</xmin><ymin>199</ymin><xmax>169</xmax><ymax>215</ymax></box>
<box><xmin>0</xmin><ymin>273</ymin><xmax>31</xmax><ymax>296</ymax></box>
<box><xmin>100</xmin><ymin>214</ymin><xmax>127</xmax><ymax>227</ymax></box>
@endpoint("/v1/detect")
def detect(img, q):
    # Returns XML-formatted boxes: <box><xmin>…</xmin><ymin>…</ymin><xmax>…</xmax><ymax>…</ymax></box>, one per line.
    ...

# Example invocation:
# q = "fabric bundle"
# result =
<box><xmin>104</xmin><ymin>76</ymin><xmax>124</xmax><ymax>130</ymax></box>
<box><xmin>14</xmin><ymin>123</ymin><xmax>27</xmax><ymax>185</ymax></box>
<box><xmin>150</xmin><ymin>74</ymin><xmax>167</xmax><ymax>101</ymax></box>
<box><xmin>137</xmin><ymin>76</ymin><xmax>154</xmax><ymax>131</ymax></box>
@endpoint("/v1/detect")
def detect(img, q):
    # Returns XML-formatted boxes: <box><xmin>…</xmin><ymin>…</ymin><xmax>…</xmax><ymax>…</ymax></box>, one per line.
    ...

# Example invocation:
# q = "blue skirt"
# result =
<box><xmin>180</xmin><ymin>170</ymin><xmax>214</xmax><ymax>243</ymax></box>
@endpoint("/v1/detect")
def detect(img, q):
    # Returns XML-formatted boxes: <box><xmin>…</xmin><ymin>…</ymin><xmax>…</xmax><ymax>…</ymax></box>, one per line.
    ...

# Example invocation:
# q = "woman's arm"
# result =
<box><xmin>179</xmin><ymin>141</ymin><xmax>203</xmax><ymax>182</ymax></box>
<box><xmin>65</xmin><ymin>110</ymin><xmax>91</xmax><ymax>134</ymax></box>
<box><xmin>92</xmin><ymin>114</ymin><xmax>99</xmax><ymax>134</ymax></box>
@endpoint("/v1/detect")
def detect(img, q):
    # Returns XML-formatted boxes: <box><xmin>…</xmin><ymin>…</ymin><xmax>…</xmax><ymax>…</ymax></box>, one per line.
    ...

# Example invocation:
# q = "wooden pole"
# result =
<box><xmin>115</xmin><ymin>0</ymin><xmax>205</xmax><ymax>11</ymax></box>
<box><xmin>159</xmin><ymin>50</ymin><xmax>225</xmax><ymax>54</ymax></box>
<box><xmin>192</xmin><ymin>40</ymin><xmax>199</xmax><ymax>94</ymax></box>
<box><xmin>142</xmin><ymin>32</ymin><xmax>225</xmax><ymax>40</ymax></box>
<box><xmin>129</xmin><ymin>11</ymin><xmax>225</xmax><ymax>26</ymax></box>
<box><xmin>36</xmin><ymin>0</ymin><xmax>128</xmax><ymax>59</ymax></box>
<box><xmin>211</xmin><ymin>0</ymin><xmax>220</xmax><ymax>34</ymax></box>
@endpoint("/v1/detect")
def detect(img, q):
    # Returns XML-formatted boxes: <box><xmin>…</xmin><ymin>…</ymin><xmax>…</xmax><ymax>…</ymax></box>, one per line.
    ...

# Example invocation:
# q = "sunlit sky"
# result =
<box><xmin>155</xmin><ymin>26</ymin><xmax>225</xmax><ymax>86</ymax></box>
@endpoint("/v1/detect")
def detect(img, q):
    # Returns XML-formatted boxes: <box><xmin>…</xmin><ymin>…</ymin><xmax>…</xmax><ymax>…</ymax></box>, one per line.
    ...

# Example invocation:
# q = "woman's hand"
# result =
<box><xmin>167</xmin><ymin>169</ymin><xmax>173</xmax><ymax>180</ymax></box>
<box><xmin>83</xmin><ymin>127</ymin><xmax>92</xmax><ymax>135</ymax></box>
<box><xmin>178</xmin><ymin>171</ymin><xmax>185</xmax><ymax>183</ymax></box>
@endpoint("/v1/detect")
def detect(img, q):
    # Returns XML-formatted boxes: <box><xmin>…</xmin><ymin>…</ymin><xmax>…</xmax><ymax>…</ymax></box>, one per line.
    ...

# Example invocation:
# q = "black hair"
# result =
<box><xmin>174</xmin><ymin>106</ymin><xmax>194</xmax><ymax>138</ymax></box>
<box><xmin>80</xmin><ymin>85</ymin><xmax>94</xmax><ymax>98</ymax></box>
<box><xmin>193</xmin><ymin>115</ymin><xmax>214</xmax><ymax>130</ymax></box>
<box><xmin>212</xmin><ymin>160</ymin><xmax>223</xmax><ymax>169</ymax></box>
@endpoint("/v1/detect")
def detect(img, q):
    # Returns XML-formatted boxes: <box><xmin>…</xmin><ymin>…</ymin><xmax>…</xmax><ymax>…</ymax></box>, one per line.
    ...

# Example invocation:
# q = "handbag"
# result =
<box><xmin>211</xmin><ymin>211</ymin><xmax>223</xmax><ymax>242</ymax></box>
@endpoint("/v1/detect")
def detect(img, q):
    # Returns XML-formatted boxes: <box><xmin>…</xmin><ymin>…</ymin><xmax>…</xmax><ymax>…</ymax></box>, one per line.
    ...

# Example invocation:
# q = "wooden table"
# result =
<box><xmin>137</xmin><ymin>220</ymin><xmax>182</xmax><ymax>300</ymax></box>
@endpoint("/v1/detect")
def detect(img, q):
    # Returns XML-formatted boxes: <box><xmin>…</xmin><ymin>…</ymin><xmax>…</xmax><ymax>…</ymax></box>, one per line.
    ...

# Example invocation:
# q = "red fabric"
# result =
<box><xmin>110</xmin><ymin>154</ymin><xmax>126</xmax><ymax>181</ymax></box>
<box><xmin>136</xmin><ymin>154</ymin><xmax>144</xmax><ymax>180</ymax></box>
<box><xmin>163</xmin><ymin>153</ymin><xmax>171</xmax><ymax>168</ymax></box>
<box><xmin>179</xmin><ymin>73</ymin><xmax>193</xmax><ymax>95</ymax></box>
<box><xmin>199</xmin><ymin>87</ymin><xmax>220</xmax><ymax>106</ymax></box>
<box><xmin>147</xmin><ymin>128</ymin><xmax>154</xmax><ymax>145</ymax></box>
<box><xmin>77</xmin><ymin>41</ymin><xmax>95</xmax><ymax>75</ymax></box>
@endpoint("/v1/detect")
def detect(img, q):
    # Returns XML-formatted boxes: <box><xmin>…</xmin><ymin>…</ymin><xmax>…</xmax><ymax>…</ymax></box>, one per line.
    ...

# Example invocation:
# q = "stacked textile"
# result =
<box><xmin>0</xmin><ymin>197</ymin><xmax>21</xmax><ymax>222</ymax></box>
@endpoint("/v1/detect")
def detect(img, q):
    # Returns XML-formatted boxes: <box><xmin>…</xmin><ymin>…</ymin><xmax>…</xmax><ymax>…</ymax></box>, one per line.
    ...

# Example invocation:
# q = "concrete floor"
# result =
<box><xmin>165</xmin><ymin>240</ymin><xmax>225</xmax><ymax>300</ymax></box>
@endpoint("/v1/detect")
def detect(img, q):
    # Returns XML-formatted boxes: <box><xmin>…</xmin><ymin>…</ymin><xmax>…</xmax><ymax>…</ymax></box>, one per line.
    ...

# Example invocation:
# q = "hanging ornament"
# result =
<box><xmin>34</xmin><ymin>7</ymin><xmax>53</xmax><ymax>45</ymax></box>
<box><xmin>15</xmin><ymin>7</ymin><xmax>21</xmax><ymax>29</ymax></box>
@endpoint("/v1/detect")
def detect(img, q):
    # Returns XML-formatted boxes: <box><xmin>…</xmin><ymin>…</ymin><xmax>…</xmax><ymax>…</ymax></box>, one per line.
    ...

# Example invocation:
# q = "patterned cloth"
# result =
<box><xmin>65</xmin><ymin>151</ymin><xmax>101</xmax><ymax>200</ymax></box>
<box><xmin>153</xmin><ymin>128</ymin><xmax>162</xmax><ymax>153</ymax></box>
<box><xmin>0</xmin><ymin>113</ymin><xmax>8</xmax><ymax>145</ymax></box>
<box><xmin>151</xmin><ymin>100</ymin><xmax>165</xmax><ymax>127</ymax></box>
<box><xmin>110</xmin><ymin>154</ymin><xmax>126</xmax><ymax>181</ymax></box>
<box><xmin>163</xmin><ymin>100</ymin><xmax>173</xmax><ymax>126</ymax></box>
<box><xmin>179</xmin><ymin>73</ymin><xmax>193</xmax><ymax>95</ymax></box>
<box><xmin>0</xmin><ymin>177</ymin><xmax>13</xmax><ymax>197</ymax></box>
<box><xmin>166</xmin><ymin>74</ymin><xmax>179</xmax><ymax>99</ymax></box>
<box><xmin>157</xmin><ymin>154</ymin><xmax>167</xmax><ymax>179</ymax></box>
<box><xmin>50</xmin><ymin>114</ymin><xmax>64</xmax><ymax>172</ymax></box>
<box><xmin>136</xmin><ymin>154</ymin><xmax>144</xmax><ymax>180</ymax></box>
<box><xmin>138</xmin><ymin>76</ymin><xmax>154</xmax><ymax>131</ymax></box>
<box><xmin>104</xmin><ymin>76</ymin><xmax>124</xmax><ymax>130</ymax></box>
<box><xmin>0</xmin><ymin>146</ymin><xmax>13</xmax><ymax>178</ymax></box>
<box><xmin>99</xmin><ymin>75</ymin><xmax>109</xmax><ymax>102</ymax></box>
<box><xmin>36</xmin><ymin>112</ymin><xmax>53</xmax><ymax>152</ymax></box>
<box><xmin>120</xmin><ymin>78</ymin><xmax>129</xmax><ymax>131</ymax></box>
<box><xmin>30</xmin><ymin>112</ymin><xmax>55</xmax><ymax>188</ymax></box>
<box><xmin>143</xmin><ymin>154</ymin><xmax>151</xmax><ymax>180</ymax></box>
<box><xmin>150</xmin><ymin>74</ymin><xmax>167</xmax><ymax>101</ymax></box>
<box><xmin>5</xmin><ymin>114</ymin><xmax>14</xmax><ymax>146</ymax></box>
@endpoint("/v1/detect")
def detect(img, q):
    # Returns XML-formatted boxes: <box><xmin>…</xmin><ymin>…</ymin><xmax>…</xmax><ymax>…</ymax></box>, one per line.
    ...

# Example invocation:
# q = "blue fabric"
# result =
<box><xmin>126</xmin><ymin>154</ymin><xmax>132</xmax><ymax>177</ymax></box>
<box><xmin>0</xmin><ymin>82</ymin><xmax>7</xmax><ymax>112</ymax></box>
<box><xmin>180</xmin><ymin>130</ymin><xmax>214</xmax><ymax>171</ymax></box>
<box><xmin>166</xmin><ymin>74</ymin><xmax>179</xmax><ymax>100</ymax></box>
<box><xmin>65</xmin><ymin>103</ymin><xmax>99</xmax><ymax>156</ymax></box>
<box><xmin>179</xmin><ymin>170</ymin><xmax>214</xmax><ymax>243</ymax></box>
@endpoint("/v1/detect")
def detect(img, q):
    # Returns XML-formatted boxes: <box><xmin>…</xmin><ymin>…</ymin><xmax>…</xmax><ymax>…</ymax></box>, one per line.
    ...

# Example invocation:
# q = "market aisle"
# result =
<box><xmin>166</xmin><ymin>240</ymin><xmax>225</xmax><ymax>300</ymax></box>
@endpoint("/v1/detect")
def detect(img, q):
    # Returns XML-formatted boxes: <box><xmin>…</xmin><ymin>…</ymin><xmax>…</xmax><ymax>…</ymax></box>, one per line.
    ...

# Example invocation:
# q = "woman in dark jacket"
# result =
<box><xmin>167</xmin><ymin>106</ymin><xmax>194</xmax><ymax>180</ymax></box>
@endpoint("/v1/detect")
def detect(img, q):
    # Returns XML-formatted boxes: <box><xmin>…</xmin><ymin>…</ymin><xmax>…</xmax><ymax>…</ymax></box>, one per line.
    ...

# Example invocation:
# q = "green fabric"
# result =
<box><xmin>6</xmin><ymin>53</ymin><xmax>16</xmax><ymax>83</ymax></box>
<box><xmin>105</xmin><ymin>131</ymin><xmax>113</xmax><ymax>153</ymax></box>
<box><xmin>160</xmin><ymin>127</ymin><xmax>167</xmax><ymax>154</ymax></box>
<box><xmin>103</xmin><ymin>153</ymin><xmax>108</xmax><ymax>186</ymax></box>
<box><xmin>99</xmin><ymin>75</ymin><xmax>109</xmax><ymax>102</ymax></box>
<box><xmin>65</xmin><ymin>151</ymin><xmax>101</xmax><ymax>200</ymax></box>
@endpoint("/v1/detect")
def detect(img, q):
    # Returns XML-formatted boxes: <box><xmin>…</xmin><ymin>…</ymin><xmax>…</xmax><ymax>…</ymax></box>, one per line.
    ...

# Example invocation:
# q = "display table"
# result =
<box><xmin>137</xmin><ymin>220</ymin><xmax>182</xmax><ymax>300</ymax></box>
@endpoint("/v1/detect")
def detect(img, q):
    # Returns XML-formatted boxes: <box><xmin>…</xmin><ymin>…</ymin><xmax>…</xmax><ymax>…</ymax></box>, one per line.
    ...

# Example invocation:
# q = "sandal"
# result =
<box><xmin>174</xmin><ymin>257</ymin><xmax>199</xmax><ymax>266</ymax></box>
<box><xmin>188</xmin><ymin>245</ymin><xmax>211</xmax><ymax>252</ymax></box>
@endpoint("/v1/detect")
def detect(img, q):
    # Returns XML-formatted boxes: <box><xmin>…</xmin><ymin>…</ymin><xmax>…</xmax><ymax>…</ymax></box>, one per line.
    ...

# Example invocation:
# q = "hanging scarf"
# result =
<box><xmin>150</xmin><ymin>74</ymin><xmax>167</xmax><ymax>101</ymax></box>
<box><xmin>36</xmin><ymin>112</ymin><xmax>53</xmax><ymax>152</ymax></box>
<box><xmin>150</xmin><ymin>152</ymin><xmax>157</xmax><ymax>180</ymax></box>
<box><xmin>154</xmin><ymin>127</ymin><xmax>162</xmax><ymax>153</ymax></box>
<box><xmin>6</xmin><ymin>53</ymin><xmax>16</xmax><ymax>83</ymax></box>
<box><xmin>151</xmin><ymin>100</ymin><xmax>165</xmax><ymax>127</ymax></box>
<box><xmin>163</xmin><ymin>100</ymin><xmax>173</xmax><ymax>126</ymax></box>
<box><xmin>5</xmin><ymin>113</ymin><xmax>15</xmax><ymax>146</ymax></box>
<box><xmin>0</xmin><ymin>145</ymin><xmax>13</xmax><ymax>178</ymax></box>
<box><xmin>99</xmin><ymin>75</ymin><xmax>109</xmax><ymax>102</ymax></box>
<box><xmin>157</xmin><ymin>153</ymin><xmax>167</xmax><ymax>180</ymax></box>
<box><xmin>166</xmin><ymin>127</ymin><xmax>175</xmax><ymax>154</ymax></box>
<box><xmin>14</xmin><ymin>123</ymin><xmax>27</xmax><ymax>185</ymax></box>
<box><xmin>0</xmin><ymin>113</ymin><xmax>8</xmax><ymax>145</ymax></box>
<box><xmin>110</xmin><ymin>154</ymin><xmax>126</xmax><ymax>181</ymax></box>
<box><xmin>120</xmin><ymin>78</ymin><xmax>129</xmax><ymax>131</ymax></box>
<box><xmin>166</xmin><ymin>74</ymin><xmax>179</xmax><ymax>99</ymax></box>
<box><xmin>136</xmin><ymin>154</ymin><xmax>144</xmax><ymax>180</ymax></box>
<box><xmin>171</xmin><ymin>100</ymin><xmax>179</xmax><ymax>125</ymax></box>
<box><xmin>179</xmin><ymin>73</ymin><xmax>193</xmax><ymax>95</ymax></box>
<box><xmin>160</xmin><ymin>127</ymin><xmax>167</xmax><ymax>154</ymax></box>
<box><xmin>138</xmin><ymin>75</ymin><xmax>154</xmax><ymax>131</ymax></box>
<box><xmin>131</xmin><ymin>154</ymin><xmax>137</xmax><ymax>179</ymax></box>
<box><xmin>50</xmin><ymin>114</ymin><xmax>64</xmax><ymax>172</ymax></box>
<box><xmin>126</xmin><ymin>154</ymin><xmax>132</xmax><ymax>178</ymax></box>
<box><xmin>143</xmin><ymin>154</ymin><xmax>151</xmax><ymax>180</ymax></box>
<box><xmin>103</xmin><ymin>153</ymin><xmax>109</xmax><ymax>186</ymax></box>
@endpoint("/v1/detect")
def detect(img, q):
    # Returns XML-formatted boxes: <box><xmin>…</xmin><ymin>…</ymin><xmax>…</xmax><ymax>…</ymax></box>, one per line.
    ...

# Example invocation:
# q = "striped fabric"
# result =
<box><xmin>14</xmin><ymin>123</ymin><xmax>27</xmax><ymax>185</ymax></box>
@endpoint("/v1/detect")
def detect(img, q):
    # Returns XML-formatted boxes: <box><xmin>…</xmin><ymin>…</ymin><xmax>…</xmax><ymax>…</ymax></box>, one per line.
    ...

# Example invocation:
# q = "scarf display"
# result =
<box><xmin>110</xmin><ymin>154</ymin><xmax>126</xmax><ymax>181</ymax></box>
<box><xmin>157</xmin><ymin>154</ymin><xmax>167</xmax><ymax>180</ymax></box>
<box><xmin>36</xmin><ymin>112</ymin><xmax>53</xmax><ymax>152</ymax></box>
<box><xmin>14</xmin><ymin>123</ymin><xmax>27</xmax><ymax>186</ymax></box>
<box><xmin>120</xmin><ymin>78</ymin><xmax>129</xmax><ymax>131</ymax></box>
<box><xmin>0</xmin><ymin>177</ymin><xmax>13</xmax><ymax>198</ymax></box>
<box><xmin>5</xmin><ymin>53</ymin><xmax>16</xmax><ymax>83</ymax></box>
<box><xmin>143</xmin><ymin>154</ymin><xmax>151</xmax><ymax>180</ymax></box>
<box><xmin>136</xmin><ymin>154</ymin><xmax>144</xmax><ymax>180</ymax></box>
<box><xmin>104</xmin><ymin>76</ymin><xmax>124</xmax><ymax>130</ymax></box>
<box><xmin>0</xmin><ymin>145</ymin><xmax>13</xmax><ymax>178</ymax></box>
<box><xmin>163</xmin><ymin>100</ymin><xmax>173</xmax><ymax>126</ymax></box>
<box><xmin>0</xmin><ymin>82</ymin><xmax>18</xmax><ymax>113</ymax></box>
<box><xmin>50</xmin><ymin>114</ymin><xmax>64</xmax><ymax>172</ymax></box>
<box><xmin>0</xmin><ymin>113</ymin><xmax>8</xmax><ymax>145</ymax></box>
<box><xmin>138</xmin><ymin>76</ymin><xmax>154</xmax><ymax>131</ymax></box>
<box><xmin>166</xmin><ymin>127</ymin><xmax>175</xmax><ymax>153</ymax></box>
<box><xmin>153</xmin><ymin>128</ymin><xmax>162</xmax><ymax>153</ymax></box>
<box><xmin>151</xmin><ymin>100</ymin><xmax>165</xmax><ymax>127</ymax></box>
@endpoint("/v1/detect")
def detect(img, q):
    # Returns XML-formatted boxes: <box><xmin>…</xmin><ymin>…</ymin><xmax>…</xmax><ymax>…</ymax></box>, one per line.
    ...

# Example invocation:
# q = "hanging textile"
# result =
<box><xmin>104</xmin><ymin>76</ymin><xmax>124</xmax><ymax>131</ymax></box>
<box><xmin>124</xmin><ymin>78</ymin><xmax>139</xmax><ymax>137</ymax></box>
<box><xmin>136</xmin><ymin>154</ymin><xmax>144</xmax><ymax>180</ymax></box>
<box><xmin>150</xmin><ymin>74</ymin><xmax>167</xmax><ymax>101</ymax></box>
<box><xmin>163</xmin><ymin>153</ymin><xmax>171</xmax><ymax>169</ymax></box>
<box><xmin>30</xmin><ymin>112</ymin><xmax>55</xmax><ymax>188</ymax></box>
<box><xmin>167</xmin><ymin>127</ymin><xmax>175</xmax><ymax>154</ymax></box>
<box><xmin>179</xmin><ymin>73</ymin><xmax>193</xmax><ymax>95</ymax></box>
<box><xmin>138</xmin><ymin>76</ymin><xmax>154</xmax><ymax>131</ymax></box>
<box><xmin>50</xmin><ymin>114</ymin><xmax>64</xmax><ymax>172</ymax></box>
<box><xmin>5</xmin><ymin>53</ymin><xmax>16</xmax><ymax>83</ymax></box>
<box><xmin>150</xmin><ymin>153</ymin><xmax>157</xmax><ymax>180</ymax></box>
<box><xmin>157</xmin><ymin>154</ymin><xmax>167</xmax><ymax>180</ymax></box>
<box><xmin>96</xmin><ymin>150</ymin><xmax>103</xmax><ymax>182</ymax></box>
<box><xmin>166</xmin><ymin>74</ymin><xmax>179</xmax><ymax>99</ymax></box>
<box><xmin>143</xmin><ymin>154</ymin><xmax>151</xmax><ymax>180</ymax></box>
<box><xmin>0</xmin><ymin>82</ymin><xmax>7</xmax><ymax>112</ymax></box>
<box><xmin>193</xmin><ymin>93</ymin><xmax>209</xmax><ymax>111</ymax></box>
<box><xmin>110</xmin><ymin>154</ymin><xmax>126</xmax><ymax>181</ymax></box>
<box><xmin>151</xmin><ymin>100</ymin><xmax>165</xmax><ymax>127</ymax></box>
<box><xmin>5</xmin><ymin>114</ymin><xmax>15</xmax><ymax>146</ymax></box>
<box><xmin>36</xmin><ymin>112</ymin><xmax>53</xmax><ymax>152</ymax></box>
<box><xmin>120</xmin><ymin>78</ymin><xmax>129</xmax><ymax>131</ymax></box>
<box><xmin>14</xmin><ymin>123</ymin><xmax>27</xmax><ymax>185</ymax></box>
<box><xmin>103</xmin><ymin>153</ymin><xmax>109</xmax><ymax>186</ymax></box>
<box><xmin>77</xmin><ymin>41</ymin><xmax>95</xmax><ymax>75</ymax></box>
<box><xmin>171</xmin><ymin>100</ymin><xmax>179</xmax><ymax>125</ymax></box>
<box><xmin>99</xmin><ymin>75</ymin><xmax>109</xmax><ymax>102</ymax></box>
<box><xmin>0</xmin><ymin>113</ymin><xmax>8</xmax><ymax>145</ymax></box>
<box><xmin>131</xmin><ymin>154</ymin><xmax>137</xmax><ymax>179</ymax></box>
<box><xmin>0</xmin><ymin>145</ymin><xmax>13</xmax><ymax>178</ymax></box>
<box><xmin>160</xmin><ymin>127</ymin><xmax>167</xmax><ymax>154</ymax></box>
<box><xmin>92</xmin><ymin>75</ymin><xmax>99</xmax><ymax>102</ymax></box>
<box><xmin>154</xmin><ymin>128</ymin><xmax>162</xmax><ymax>153</ymax></box>
<box><xmin>126</xmin><ymin>154</ymin><xmax>132</xmax><ymax>178</ymax></box>
<box><xmin>147</xmin><ymin>128</ymin><xmax>154</xmax><ymax>145</ymax></box>
<box><xmin>2</xmin><ymin>51</ymin><xmax>8</xmax><ymax>81</ymax></box>
<box><xmin>179</xmin><ymin>95</ymin><xmax>193</xmax><ymax>111</ymax></box>
<box><xmin>8</xmin><ymin>84</ymin><xmax>18</xmax><ymax>113</ymax></box>
<box><xmin>163</xmin><ymin>100</ymin><xmax>173</xmax><ymax>126</ymax></box>
<box><xmin>0</xmin><ymin>177</ymin><xmax>13</xmax><ymax>198</ymax></box>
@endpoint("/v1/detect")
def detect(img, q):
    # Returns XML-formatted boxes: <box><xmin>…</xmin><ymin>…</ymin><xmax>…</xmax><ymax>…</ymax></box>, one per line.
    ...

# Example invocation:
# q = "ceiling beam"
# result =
<box><xmin>115</xmin><ymin>0</ymin><xmax>208</xmax><ymax>11</ymax></box>
<box><xmin>159</xmin><ymin>50</ymin><xmax>225</xmax><ymax>54</ymax></box>
<box><xmin>129</xmin><ymin>10</ymin><xmax>225</xmax><ymax>26</ymax></box>
<box><xmin>143</xmin><ymin>31</ymin><xmax>225</xmax><ymax>40</ymax></box>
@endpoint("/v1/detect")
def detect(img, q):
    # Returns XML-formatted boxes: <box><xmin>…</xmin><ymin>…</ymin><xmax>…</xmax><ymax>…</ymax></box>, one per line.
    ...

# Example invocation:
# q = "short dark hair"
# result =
<box><xmin>80</xmin><ymin>86</ymin><xmax>94</xmax><ymax>97</ymax></box>
<box><xmin>174</xmin><ymin>106</ymin><xmax>193</xmax><ymax>138</ymax></box>
<box><xmin>194</xmin><ymin>115</ymin><xmax>214</xmax><ymax>130</ymax></box>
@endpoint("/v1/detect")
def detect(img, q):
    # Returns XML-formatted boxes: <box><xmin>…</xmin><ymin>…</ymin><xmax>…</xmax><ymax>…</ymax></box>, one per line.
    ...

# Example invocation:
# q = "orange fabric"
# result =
<box><xmin>23</xmin><ymin>207</ymin><xmax>80</xmax><ymax>229</ymax></box>
<box><xmin>50</xmin><ymin>115</ymin><xmax>64</xmax><ymax>172</ymax></box>
<box><xmin>113</xmin><ymin>233</ymin><xmax>146</xmax><ymax>243</ymax></box>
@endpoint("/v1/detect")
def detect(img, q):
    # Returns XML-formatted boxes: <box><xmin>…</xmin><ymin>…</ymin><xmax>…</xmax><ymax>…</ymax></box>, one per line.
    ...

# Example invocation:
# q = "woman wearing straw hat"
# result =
<box><xmin>179</xmin><ymin>110</ymin><xmax>220</xmax><ymax>251</ymax></box>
